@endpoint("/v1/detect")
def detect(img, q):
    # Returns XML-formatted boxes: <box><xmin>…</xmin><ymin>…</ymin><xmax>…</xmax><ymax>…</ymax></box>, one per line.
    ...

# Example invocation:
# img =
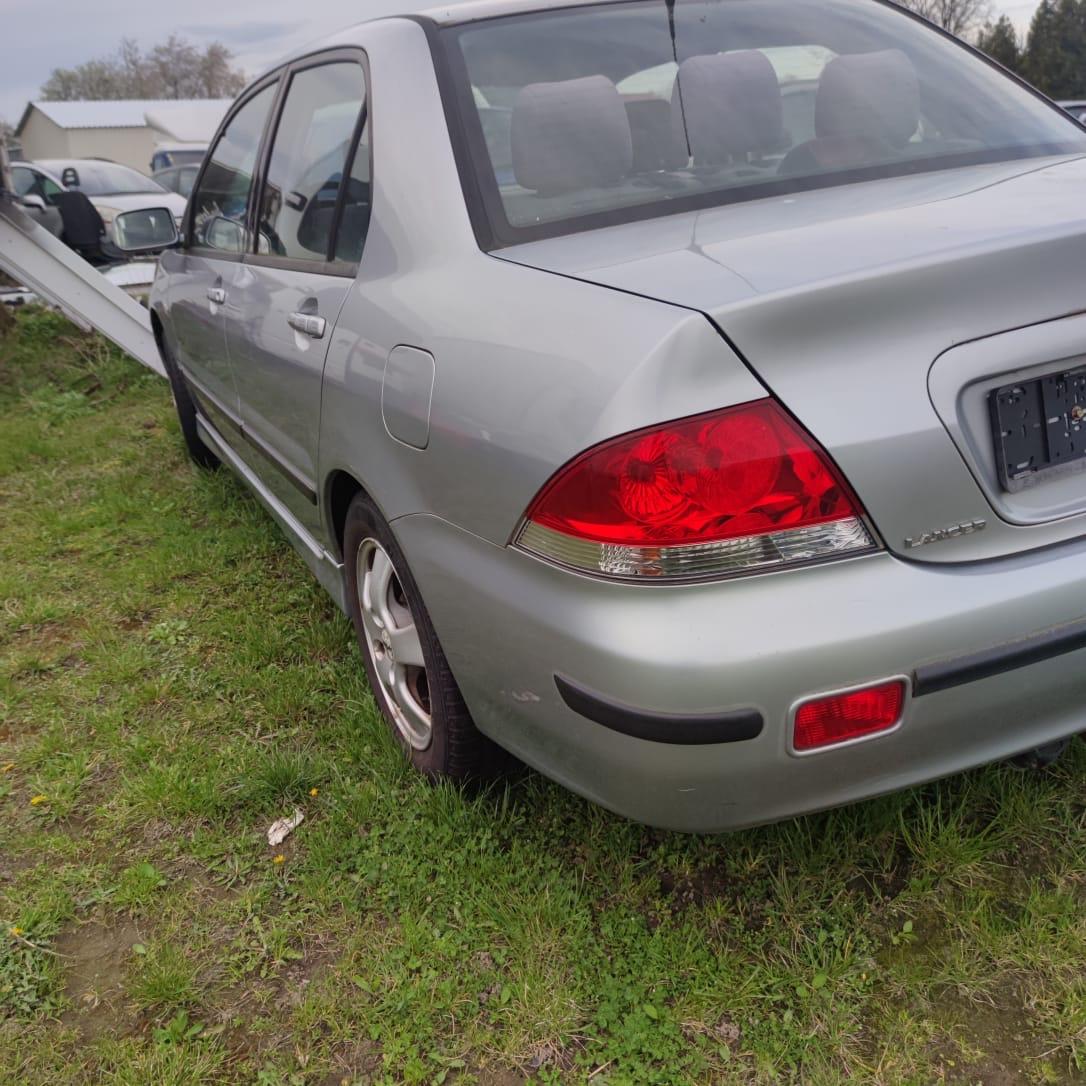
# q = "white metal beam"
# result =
<box><xmin>0</xmin><ymin>193</ymin><xmax>164</xmax><ymax>377</ymax></box>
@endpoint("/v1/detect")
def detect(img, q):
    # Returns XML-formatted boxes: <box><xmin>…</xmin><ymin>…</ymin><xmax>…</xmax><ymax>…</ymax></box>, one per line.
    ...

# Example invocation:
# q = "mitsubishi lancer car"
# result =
<box><xmin>113</xmin><ymin>0</ymin><xmax>1086</xmax><ymax>830</ymax></box>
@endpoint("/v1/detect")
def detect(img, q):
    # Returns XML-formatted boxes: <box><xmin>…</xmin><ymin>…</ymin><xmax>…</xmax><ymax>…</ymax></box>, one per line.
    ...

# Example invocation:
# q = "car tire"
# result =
<box><xmin>343</xmin><ymin>491</ymin><xmax>503</xmax><ymax>780</ymax></box>
<box><xmin>159</xmin><ymin>336</ymin><xmax>220</xmax><ymax>470</ymax></box>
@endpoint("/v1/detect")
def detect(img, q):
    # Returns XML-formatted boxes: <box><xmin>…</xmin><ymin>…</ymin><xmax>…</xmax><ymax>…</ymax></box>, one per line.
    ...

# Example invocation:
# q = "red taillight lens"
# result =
<box><xmin>518</xmin><ymin>399</ymin><xmax>875</xmax><ymax>580</ymax></box>
<box><xmin>793</xmin><ymin>680</ymin><xmax>906</xmax><ymax>752</ymax></box>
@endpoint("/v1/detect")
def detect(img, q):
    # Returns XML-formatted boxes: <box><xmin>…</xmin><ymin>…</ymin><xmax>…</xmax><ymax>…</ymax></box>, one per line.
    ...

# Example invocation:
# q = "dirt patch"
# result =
<box><xmin>55</xmin><ymin>917</ymin><xmax>143</xmax><ymax>1041</ymax></box>
<box><xmin>924</xmin><ymin>990</ymin><xmax>1085</xmax><ymax>1086</ymax></box>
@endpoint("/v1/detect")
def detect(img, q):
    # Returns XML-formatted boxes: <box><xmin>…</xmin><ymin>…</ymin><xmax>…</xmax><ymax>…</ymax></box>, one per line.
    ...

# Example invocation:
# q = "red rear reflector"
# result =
<box><xmin>793</xmin><ymin>680</ymin><xmax>906</xmax><ymax>752</ymax></box>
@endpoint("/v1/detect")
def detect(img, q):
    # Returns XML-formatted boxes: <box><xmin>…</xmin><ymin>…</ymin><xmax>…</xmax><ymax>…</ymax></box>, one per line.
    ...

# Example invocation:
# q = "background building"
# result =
<box><xmin>15</xmin><ymin>99</ymin><xmax>231</xmax><ymax>173</ymax></box>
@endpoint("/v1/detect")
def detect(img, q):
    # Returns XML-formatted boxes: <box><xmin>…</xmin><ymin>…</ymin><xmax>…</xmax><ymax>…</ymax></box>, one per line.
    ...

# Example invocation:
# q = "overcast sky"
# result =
<box><xmin>0</xmin><ymin>0</ymin><xmax>1043</xmax><ymax>127</ymax></box>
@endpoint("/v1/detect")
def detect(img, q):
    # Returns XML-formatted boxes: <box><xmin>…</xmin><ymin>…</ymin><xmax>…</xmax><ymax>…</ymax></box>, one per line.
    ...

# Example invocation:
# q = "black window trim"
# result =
<box><xmin>245</xmin><ymin>47</ymin><xmax>372</xmax><ymax>279</ymax></box>
<box><xmin>419</xmin><ymin>0</ymin><xmax>1086</xmax><ymax>252</ymax></box>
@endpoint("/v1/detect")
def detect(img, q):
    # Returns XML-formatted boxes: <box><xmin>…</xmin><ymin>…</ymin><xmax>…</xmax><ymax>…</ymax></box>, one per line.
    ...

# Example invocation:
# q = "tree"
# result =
<box><xmin>40</xmin><ymin>36</ymin><xmax>246</xmax><ymax>101</ymax></box>
<box><xmin>898</xmin><ymin>0</ymin><xmax>994</xmax><ymax>38</ymax></box>
<box><xmin>1023</xmin><ymin>0</ymin><xmax>1086</xmax><ymax>97</ymax></box>
<box><xmin>976</xmin><ymin>14</ymin><xmax>1022</xmax><ymax>71</ymax></box>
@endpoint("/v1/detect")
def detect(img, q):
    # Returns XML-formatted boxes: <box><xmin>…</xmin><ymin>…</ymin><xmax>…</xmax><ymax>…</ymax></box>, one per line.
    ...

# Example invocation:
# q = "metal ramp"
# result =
<box><xmin>0</xmin><ymin>146</ymin><xmax>164</xmax><ymax>378</ymax></box>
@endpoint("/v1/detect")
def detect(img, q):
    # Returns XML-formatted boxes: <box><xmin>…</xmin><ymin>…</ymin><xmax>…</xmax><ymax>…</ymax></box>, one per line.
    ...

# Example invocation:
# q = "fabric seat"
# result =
<box><xmin>670</xmin><ymin>51</ymin><xmax>785</xmax><ymax>167</ymax></box>
<box><xmin>510</xmin><ymin>75</ymin><xmax>633</xmax><ymax>195</ymax></box>
<box><xmin>779</xmin><ymin>50</ymin><xmax>920</xmax><ymax>175</ymax></box>
<box><xmin>53</xmin><ymin>191</ymin><xmax>105</xmax><ymax>260</ymax></box>
<box><xmin>625</xmin><ymin>98</ymin><xmax>687</xmax><ymax>173</ymax></box>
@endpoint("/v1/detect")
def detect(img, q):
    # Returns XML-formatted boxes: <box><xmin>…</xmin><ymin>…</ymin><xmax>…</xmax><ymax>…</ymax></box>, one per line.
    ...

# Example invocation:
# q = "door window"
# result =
<box><xmin>12</xmin><ymin>166</ymin><xmax>62</xmax><ymax>203</ymax></box>
<box><xmin>11</xmin><ymin>167</ymin><xmax>36</xmax><ymax>197</ymax></box>
<box><xmin>191</xmin><ymin>83</ymin><xmax>277</xmax><ymax>253</ymax></box>
<box><xmin>257</xmin><ymin>62</ymin><xmax>366</xmax><ymax>263</ymax></box>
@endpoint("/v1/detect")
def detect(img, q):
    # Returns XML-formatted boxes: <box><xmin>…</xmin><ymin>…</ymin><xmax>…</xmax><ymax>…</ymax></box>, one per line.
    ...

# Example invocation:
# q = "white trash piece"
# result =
<box><xmin>266</xmin><ymin>808</ymin><xmax>304</xmax><ymax>847</ymax></box>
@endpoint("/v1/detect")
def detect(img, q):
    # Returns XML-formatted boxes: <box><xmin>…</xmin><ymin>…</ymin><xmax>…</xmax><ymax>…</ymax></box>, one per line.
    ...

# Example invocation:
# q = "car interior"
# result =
<box><xmin>456</xmin><ymin>0</ymin><xmax>1069</xmax><ymax>230</ymax></box>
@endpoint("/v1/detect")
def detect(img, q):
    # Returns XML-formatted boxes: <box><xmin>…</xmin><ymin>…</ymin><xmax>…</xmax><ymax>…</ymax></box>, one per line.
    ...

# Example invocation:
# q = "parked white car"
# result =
<box><xmin>36</xmin><ymin>159</ymin><xmax>187</xmax><ymax>238</ymax></box>
<box><xmin>9</xmin><ymin>161</ymin><xmax>66</xmax><ymax>237</ymax></box>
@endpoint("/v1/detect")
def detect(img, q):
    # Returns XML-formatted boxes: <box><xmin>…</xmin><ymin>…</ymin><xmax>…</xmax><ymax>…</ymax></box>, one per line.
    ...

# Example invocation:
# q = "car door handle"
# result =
<box><xmin>288</xmin><ymin>312</ymin><xmax>326</xmax><ymax>339</ymax></box>
<box><xmin>207</xmin><ymin>287</ymin><xmax>226</xmax><ymax>304</ymax></box>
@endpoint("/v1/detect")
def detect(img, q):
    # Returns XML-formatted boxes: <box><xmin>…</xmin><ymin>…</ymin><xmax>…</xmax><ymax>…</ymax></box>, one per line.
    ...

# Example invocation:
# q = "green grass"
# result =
<box><xmin>1</xmin><ymin>306</ymin><xmax>1084</xmax><ymax>1084</ymax></box>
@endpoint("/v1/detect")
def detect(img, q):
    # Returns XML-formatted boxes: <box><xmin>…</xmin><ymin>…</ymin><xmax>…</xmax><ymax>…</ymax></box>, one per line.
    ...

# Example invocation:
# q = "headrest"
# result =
<box><xmin>671</xmin><ymin>51</ymin><xmax>784</xmax><ymax>165</ymax></box>
<box><xmin>511</xmin><ymin>75</ymin><xmax>633</xmax><ymax>194</ymax></box>
<box><xmin>815</xmin><ymin>50</ymin><xmax>920</xmax><ymax>147</ymax></box>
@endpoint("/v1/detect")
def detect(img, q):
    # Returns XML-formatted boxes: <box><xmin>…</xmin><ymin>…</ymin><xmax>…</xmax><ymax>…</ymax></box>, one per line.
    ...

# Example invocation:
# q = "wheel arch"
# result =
<box><xmin>325</xmin><ymin>468</ymin><xmax>379</xmax><ymax>562</ymax></box>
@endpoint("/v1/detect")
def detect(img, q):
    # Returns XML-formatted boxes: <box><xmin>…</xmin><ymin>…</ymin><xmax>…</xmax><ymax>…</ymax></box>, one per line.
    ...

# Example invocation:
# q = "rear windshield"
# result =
<box><xmin>444</xmin><ymin>0</ymin><xmax>1086</xmax><ymax>244</ymax></box>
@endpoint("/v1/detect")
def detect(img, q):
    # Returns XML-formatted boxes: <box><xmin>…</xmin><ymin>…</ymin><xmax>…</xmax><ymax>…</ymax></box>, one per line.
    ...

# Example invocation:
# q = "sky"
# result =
<box><xmin>0</xmin><ymin>0</ymin><xmax>1043</xmax><ymax>128</ymax></box>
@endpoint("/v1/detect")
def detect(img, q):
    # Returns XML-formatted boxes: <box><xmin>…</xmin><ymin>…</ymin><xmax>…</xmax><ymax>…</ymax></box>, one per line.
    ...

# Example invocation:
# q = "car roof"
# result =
<box><xmin>37</xmin><ymin>158</ymin><xmax>125</xmax><ymax>169</ymax></box>
<box><xmin>259</xmin><ymin>0</ymin><xmax>626</xmax><ymax>78</ymax></box>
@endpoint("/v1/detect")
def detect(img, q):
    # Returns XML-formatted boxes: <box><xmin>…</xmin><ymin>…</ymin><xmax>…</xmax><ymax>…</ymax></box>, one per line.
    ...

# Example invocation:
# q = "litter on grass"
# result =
<box><xmin>266</xmin><ymin>808</ymin><xmax>304</xmax><ymax>847</ymax></box>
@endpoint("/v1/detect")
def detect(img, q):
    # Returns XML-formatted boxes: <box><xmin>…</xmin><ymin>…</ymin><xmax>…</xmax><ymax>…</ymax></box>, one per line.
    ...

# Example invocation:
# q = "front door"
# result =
<box><xmin>171</xmin><ymin>81</ymin><xmax>278</xmax><ymax>430</ymax></box>
<box><xmin>223</xmin><ymin>56</ymin><xmax>371</xmax><ymax>536</ymax></box>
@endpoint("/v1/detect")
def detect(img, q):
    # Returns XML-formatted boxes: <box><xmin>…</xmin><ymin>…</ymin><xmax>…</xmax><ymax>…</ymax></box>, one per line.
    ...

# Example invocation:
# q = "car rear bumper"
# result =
<box><xmin>395</xmin><ymin>513</ymin><xmax>1086</xmax><ymax>831</ymax></box>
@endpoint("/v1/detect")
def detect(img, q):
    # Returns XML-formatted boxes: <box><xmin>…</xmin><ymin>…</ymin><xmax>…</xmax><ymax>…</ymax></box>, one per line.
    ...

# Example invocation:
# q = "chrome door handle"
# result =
<box><xmin>288</xmin><ymin>312</ymin><xmax>326</xmax><ymax>339</ymax></box>
<box><xmin>207</xmin><ymin>287</ymin><xmax>226</xmax><ymax>304</ymax></box>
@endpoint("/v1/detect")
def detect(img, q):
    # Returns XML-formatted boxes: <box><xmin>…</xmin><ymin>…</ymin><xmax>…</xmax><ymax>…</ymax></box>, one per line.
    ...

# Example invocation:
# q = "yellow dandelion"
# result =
<box><xmin>309</xmin><ymin>787</ymin><xmax>319</xmax><ymax>797</ymax></box>
<box><xmin>9</xmin><ymin>926</ymin><xmax>23</xmax><ymax>937</ymax></box>
<box><xmin>1</xmin><ymin>763</ymin><xmax>14</xmax><ymax>773</ymax></box>
<box><xmin>272</xmin><ymin>854</ymin><xmax>286</xmax><ymax>865</ymax></box>
<box><xmin>29</xmin><ymin>794</ymin><xmax>47</xmax><ymax>806</ymax></box>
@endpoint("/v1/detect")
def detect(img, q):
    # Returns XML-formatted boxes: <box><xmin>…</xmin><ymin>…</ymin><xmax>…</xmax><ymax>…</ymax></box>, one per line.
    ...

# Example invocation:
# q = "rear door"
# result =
<box><xmin>223</xmin><ymin>53</ymin><xmax>371</xmax><ymax>535</ymax></box>
<box><xmin>169</xmin><ymin>81</ymin><xmax>278</xmax><ymax>429</ymax></box>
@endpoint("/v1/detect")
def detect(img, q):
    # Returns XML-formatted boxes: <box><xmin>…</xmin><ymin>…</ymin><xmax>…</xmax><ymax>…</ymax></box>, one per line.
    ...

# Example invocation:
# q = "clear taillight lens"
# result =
<box><xmin>516</xmin><ymin>399</ymin><xmax>876</xmax><ymax>580</ymax></box>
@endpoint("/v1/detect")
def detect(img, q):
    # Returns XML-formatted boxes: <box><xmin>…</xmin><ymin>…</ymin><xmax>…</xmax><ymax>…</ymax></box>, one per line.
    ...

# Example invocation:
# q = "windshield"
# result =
<box><xmin>62</xmin><ymin>163</ymin><xmax>167</xmax><ymax>197</ymax></box>
<box><xmin>446</xmin><ymin>0</ymin><xmax>1086</xmax><ymax>244</ymax></box>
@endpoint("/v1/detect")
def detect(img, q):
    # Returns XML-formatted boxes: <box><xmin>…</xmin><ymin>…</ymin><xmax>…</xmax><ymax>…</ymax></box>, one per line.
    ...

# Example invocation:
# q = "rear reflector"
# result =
<box><xmin>793</xmin><ymin>680</ymin><xmax>906</xmax><ymax>752</ymax></box>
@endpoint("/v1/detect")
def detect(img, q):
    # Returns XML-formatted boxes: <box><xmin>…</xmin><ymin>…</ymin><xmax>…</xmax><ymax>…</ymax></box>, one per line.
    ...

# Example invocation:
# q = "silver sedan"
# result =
<box><xmin>119</xmin><ymin>0</ymin><xmax>1086</xmax><ymax>830</ymax></box>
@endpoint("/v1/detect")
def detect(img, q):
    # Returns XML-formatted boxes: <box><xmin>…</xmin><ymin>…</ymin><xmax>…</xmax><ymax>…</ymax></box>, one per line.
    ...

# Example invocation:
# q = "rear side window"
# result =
<box><xmin>257</xmin><ymin>62</ymin><xmax>367</xmax><ymax>264</ymax></box>
<box><xmin>191</xmin><ymin>84</ymin><xmax>277</xmax><ymax>253</ymax></box>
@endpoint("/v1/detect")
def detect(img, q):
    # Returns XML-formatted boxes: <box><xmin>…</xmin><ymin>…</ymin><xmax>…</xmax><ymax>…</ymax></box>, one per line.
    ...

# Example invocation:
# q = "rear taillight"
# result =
<box><xmin>516</xmin><ymin>399</ymin><xmax>876</xmax><ymax>580</ymax></box>
<box><xmin>793</xmin><ymin>680</ymin><xmax>906</xmax><ymax>752</ymax></box>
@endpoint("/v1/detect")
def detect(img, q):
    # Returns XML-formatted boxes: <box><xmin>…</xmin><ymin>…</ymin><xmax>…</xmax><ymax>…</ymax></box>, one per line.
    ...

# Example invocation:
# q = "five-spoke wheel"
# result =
<box><xmin>356</xmin><ymin>538</ymin><xmax>431</xmax><ymax>750</ymax></box>
<box><xmin>342</xmin><ymin>491</ymin><xmax>503</xmax><ymax>779</ymax></box>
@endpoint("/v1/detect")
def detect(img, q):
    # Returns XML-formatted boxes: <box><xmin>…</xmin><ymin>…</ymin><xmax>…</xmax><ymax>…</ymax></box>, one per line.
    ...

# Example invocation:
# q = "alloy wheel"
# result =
<box><xmin>356</xmin><ymin>537</ymin><xmax>432</xmax><ymax>750</ymax></box>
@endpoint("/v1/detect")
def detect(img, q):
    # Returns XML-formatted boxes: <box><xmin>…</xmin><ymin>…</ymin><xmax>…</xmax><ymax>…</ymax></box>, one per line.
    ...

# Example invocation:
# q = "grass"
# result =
<box><xmin>0</xmin><ymin>305</ymin><xmax>1084</xmax><ymax>1084</ymax></box>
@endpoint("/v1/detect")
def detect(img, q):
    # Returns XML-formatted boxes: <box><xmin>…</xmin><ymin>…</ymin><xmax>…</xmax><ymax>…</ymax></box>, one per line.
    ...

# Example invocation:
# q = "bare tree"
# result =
<box><xmin>40</xmin><ymin>36</ymin><xmax>246</xmax><ymax>101</ymax></box>
<box><xmin>897</xmin><ymin>0</ymin><xmax>995</xmax><ymax>38</ymax></box>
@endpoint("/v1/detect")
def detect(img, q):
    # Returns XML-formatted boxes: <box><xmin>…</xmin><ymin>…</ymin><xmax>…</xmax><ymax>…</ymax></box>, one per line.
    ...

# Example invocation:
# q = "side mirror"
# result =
<box><xmin>112</xmin><ymin>207</ymin><xmax>180</xmax><ymax>253</ymax></box>
<box><xmin>20</xmin><ymin>194</ymin><xmax>46</xmax><ymax>213</ymax></box>
<box><xmin>60</xmin><ymin>167</ymin><xmax>79</xmax><ymax>187</ymax></box>
<box><xmin>205</xmin><ymin>215</ymin><xmax>245</xmax><ymax>254</ymax></box>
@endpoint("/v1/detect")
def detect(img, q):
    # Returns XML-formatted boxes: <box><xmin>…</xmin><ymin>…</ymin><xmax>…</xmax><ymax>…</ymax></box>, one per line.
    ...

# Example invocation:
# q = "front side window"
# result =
<box><xmin>257</xmin><ymin>61</ymin><xmax>366</xmax><ymax>263</ymax></box>
<box><xmin>191</xmin><ymin>83</ymin><xmax>277</xmax><ymax>253</ymax></box>
<box><xmin>11</xmin><ymin>167</ymin><xmax>36</xmax><ymax>197</ymax></box>
<box><xmin>446</xmin><ymin>0</ymin><xmax>1086</xmax><ymax>243</ymax></box>
<box><xmin>11</xmin><ymin>167</ymin><xmax>63</xmax><ymax>203</ymax></box>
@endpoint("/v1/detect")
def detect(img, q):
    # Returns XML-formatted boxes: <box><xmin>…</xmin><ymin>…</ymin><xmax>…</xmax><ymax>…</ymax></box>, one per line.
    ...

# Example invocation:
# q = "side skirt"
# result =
<box><xmin>196</xmin><ymin>415</ymin><xmax>347</xmax><ymax>614</ymax></box>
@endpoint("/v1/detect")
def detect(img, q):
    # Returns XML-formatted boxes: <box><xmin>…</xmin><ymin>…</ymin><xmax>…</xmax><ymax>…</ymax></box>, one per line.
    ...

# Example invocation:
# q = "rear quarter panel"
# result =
<box><xmin>318</xmin><ymin>17</ymin><xmax>767</xmax><ymax>547</ymax></box>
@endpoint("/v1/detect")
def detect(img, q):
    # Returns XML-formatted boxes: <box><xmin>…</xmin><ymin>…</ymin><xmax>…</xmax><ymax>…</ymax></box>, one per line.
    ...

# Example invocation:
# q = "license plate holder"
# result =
<box><xmin>990</xmin><ymin>367</ymin><xmax>1086</xmax><ymax>492</ymax></box>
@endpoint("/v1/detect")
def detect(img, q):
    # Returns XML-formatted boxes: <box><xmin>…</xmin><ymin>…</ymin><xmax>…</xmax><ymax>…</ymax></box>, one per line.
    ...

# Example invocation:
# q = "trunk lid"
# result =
<box><xmin>497</xmin><ymin>154</ymin><xmax>1086</xmax><ymax>563</ymax></box>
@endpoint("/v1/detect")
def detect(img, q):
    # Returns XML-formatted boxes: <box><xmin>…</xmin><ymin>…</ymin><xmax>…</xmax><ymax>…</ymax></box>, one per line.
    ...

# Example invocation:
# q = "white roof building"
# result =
<box><xmin>15</xmin><ymin>99</ymin><xmax>232</xmax><ymax>174</ymax></box>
